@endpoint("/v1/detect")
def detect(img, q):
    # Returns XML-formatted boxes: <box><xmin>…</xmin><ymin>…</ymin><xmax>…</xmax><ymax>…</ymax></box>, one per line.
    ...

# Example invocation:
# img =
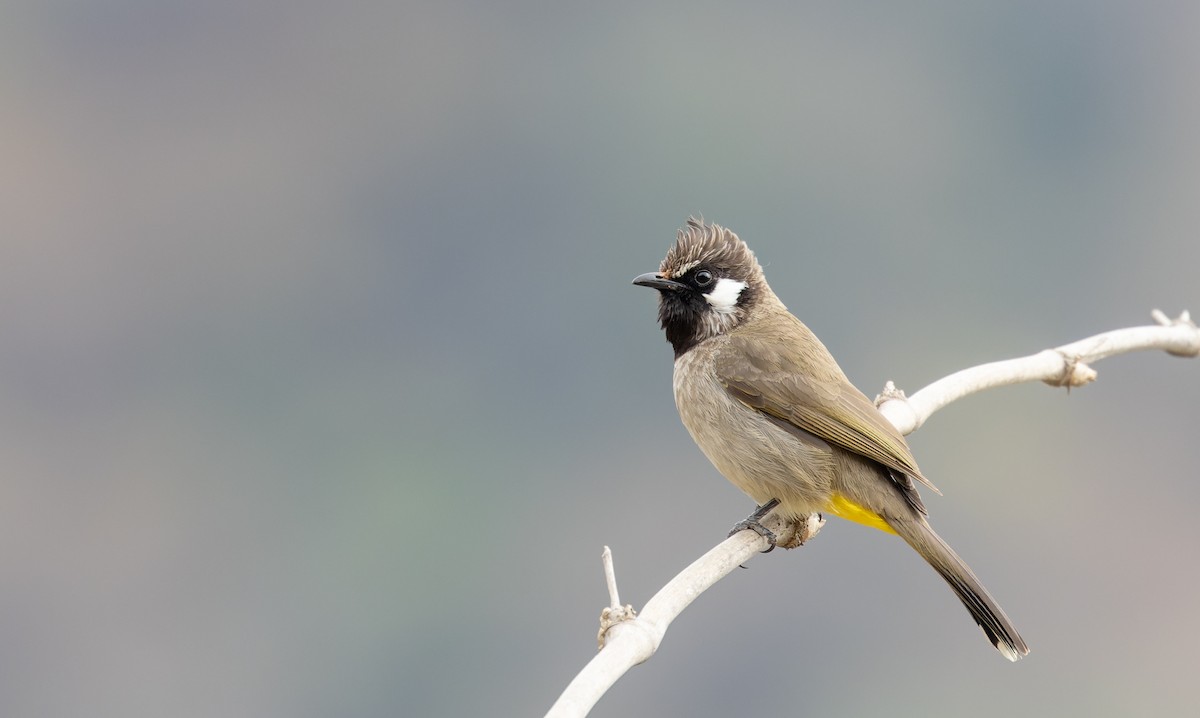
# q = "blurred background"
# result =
<box><xmin>2</xmin><ymin>1</ymin><xmax>1198</xmax><ymax>716</ymax></box>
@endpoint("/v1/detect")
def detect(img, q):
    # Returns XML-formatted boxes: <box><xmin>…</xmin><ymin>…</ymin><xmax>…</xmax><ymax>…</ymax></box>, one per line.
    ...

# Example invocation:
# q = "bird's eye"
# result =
<box><xmin>694</xmin><ymin>269</ymin><xmax>713</xmax><ymax>287</ymax></box>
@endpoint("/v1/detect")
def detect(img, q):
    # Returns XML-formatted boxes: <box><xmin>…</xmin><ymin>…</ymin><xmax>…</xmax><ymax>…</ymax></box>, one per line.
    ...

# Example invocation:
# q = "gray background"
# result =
<box><xmin>3</xmin><ymin>1</ymin><xmax>1198</xmax><ymax>716</ymax></box>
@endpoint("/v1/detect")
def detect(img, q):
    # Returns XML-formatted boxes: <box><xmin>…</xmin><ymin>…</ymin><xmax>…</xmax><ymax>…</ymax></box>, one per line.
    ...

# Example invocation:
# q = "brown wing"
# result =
<box><xmin>715</xmin><ymin>327</ymin><xmax>940</xmax><ymax>506</ymax></box>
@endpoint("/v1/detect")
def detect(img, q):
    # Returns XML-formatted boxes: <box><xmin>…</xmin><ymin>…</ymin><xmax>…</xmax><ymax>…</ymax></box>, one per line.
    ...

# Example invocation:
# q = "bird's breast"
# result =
<box><xmin>672</xmin><ymin>345</ymin><xmax>834</xmax><ymax>516</ymax></box>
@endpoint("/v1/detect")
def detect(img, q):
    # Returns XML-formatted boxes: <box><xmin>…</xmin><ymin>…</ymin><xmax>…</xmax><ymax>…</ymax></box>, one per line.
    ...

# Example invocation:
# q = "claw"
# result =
<box><xmin>728</xmin><ymin>499</ymin><xmax>781</xmax><ymax>552</ymax></box>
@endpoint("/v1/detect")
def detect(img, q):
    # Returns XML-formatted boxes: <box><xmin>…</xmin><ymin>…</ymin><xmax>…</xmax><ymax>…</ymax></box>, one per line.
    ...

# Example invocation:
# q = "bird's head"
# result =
<box><xmin>633</xmin><ymin>218</ymin><xmax>770</xmax><ymax>356</ymax></box>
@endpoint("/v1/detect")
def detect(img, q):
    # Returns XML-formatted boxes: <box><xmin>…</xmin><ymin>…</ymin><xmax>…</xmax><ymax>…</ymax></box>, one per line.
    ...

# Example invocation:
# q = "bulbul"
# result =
<box><xmin>633</xmin><ymin>218</ymin><xmax>1029</xmax><ymax>661</ymax></box>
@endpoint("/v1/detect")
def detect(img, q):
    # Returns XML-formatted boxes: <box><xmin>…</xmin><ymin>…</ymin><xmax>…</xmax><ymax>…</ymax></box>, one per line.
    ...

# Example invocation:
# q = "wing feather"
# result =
<box><xmin>716</xmin><ymin>328</ymin><xmax>941</xmax><ymax>506</ymax></box>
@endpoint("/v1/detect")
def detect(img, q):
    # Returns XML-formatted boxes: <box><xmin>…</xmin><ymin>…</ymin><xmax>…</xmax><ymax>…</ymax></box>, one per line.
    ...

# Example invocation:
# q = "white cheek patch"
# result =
<box><xmin>703</xmin><ymin>277</ymin><xmax>747</xmax><ymax>314</ymax></box>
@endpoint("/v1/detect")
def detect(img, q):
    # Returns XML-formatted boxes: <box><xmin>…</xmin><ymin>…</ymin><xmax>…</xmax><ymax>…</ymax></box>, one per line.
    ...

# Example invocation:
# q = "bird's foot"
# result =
<box><xmin>728</xmin><ymin>498</ymin><xmax>781</xmax><ymax>552</ymax></box>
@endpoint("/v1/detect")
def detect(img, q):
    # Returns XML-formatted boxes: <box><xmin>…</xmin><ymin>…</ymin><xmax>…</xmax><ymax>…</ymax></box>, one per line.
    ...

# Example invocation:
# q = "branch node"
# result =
<box><xmin>773</xmin><ymin>512</ymin><xmax>826</xmax><ymax>548</ymax></box>
<box><xmin>597</xmin><ymin>547</ymin><xmax>638</xmax><ymax>649</ymax></box>
<box><xmin>597</xmin><ymin>604</ymin><xmax>638</xmax><ymax>649</ymax></box>
<box><xmin>875</xmin><ymin>381</ymin><xmax>921</xmax><ymax>435</ymax></box>
<box><xmin>1043</xmin><ymin>352</ymin><xmax>1097</xmax><ymax>389</ymax></box>
<box><xmin>1152</xmin><ymin>309</ymin><xmax>1199</xmax><ymax>357</ymax></box>
<box><xmin>875</xmin><ymin>380</ymin><xmax>907</xmax><ymax>404</ymax></box>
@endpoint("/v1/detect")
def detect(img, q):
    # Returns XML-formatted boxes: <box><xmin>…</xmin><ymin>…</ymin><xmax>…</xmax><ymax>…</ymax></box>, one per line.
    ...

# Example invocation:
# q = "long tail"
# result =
<box><xmin>889</xmin><ymin>517</ymin><xmax>1030</xmax><ymax>661</ymax></box>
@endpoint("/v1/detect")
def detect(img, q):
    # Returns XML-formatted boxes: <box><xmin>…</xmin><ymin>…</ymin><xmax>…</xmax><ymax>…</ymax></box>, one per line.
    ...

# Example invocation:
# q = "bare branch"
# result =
<box><xmin>876</xmin><ymin>309</ymin><xmax>1199</xmax><ymax>435</ymax></box>
<box><xmin>601</xmin><ymin>547</ymin><xmax>621</xmax><ymax>609</ymax></box>
<box><xmin>548</xmin><ymin>514</ymin><xmax>823</xmax><ymax>718</ymax></box>
<box><xmin>596</xmin><ymin>547</ymin><xmax>636</xmax><ymax>649</ymax></box>
<box><xmin>546</xmin><ymin>309</ymin><xmax>1197</xmax><ymax>717</ymax></box>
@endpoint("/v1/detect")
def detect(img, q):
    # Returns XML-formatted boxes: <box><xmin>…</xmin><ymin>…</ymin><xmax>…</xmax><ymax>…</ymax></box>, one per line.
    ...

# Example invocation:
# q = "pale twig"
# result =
<box><xmin>596</xmin><ymin>547</ymin><xmax>635</xmax><ymax>649</ymax></box>
<box><xmin>601</xmin><ymin>547</ymin><xmax>620</xmax><ymax>609</ymax></box>
<box><xmin>875</xmin><ymin>309</ymin><xmax>1199</xmax><ymax>435</ymax></box>
<box><xmin>548</xmin><ymin>514</ymin><xmax>822</xmax><ymax>718</ymax></box>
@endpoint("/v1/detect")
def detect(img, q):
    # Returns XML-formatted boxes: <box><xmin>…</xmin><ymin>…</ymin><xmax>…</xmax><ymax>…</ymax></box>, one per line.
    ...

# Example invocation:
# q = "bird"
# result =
<box><xmin>632</xmin><ymin>218</ymin><xmax>1029</xmax><ymax>661</ymax></box>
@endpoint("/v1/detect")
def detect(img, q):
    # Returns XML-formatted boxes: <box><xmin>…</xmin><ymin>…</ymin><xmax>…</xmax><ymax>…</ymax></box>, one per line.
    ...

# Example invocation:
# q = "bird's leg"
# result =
<box><xmin>728</xmin><ymin>498</ymin><xmax>781</xmax><ymax>552</ymax></box>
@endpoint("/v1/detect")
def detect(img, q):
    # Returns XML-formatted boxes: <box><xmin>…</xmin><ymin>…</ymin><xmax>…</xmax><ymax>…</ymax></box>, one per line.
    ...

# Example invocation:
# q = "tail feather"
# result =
<box><xmin>890</xmin><ymin>518</ymin><xmax>1030</xmax><ymax>662</ymax></box>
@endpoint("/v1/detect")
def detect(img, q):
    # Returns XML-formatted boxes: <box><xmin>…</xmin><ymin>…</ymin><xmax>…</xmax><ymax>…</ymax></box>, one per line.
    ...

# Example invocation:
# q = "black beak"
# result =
<box><xmin>632</xmin><ymin>272</ymin><xmax>688</xmax><ymax>292</ymax></box>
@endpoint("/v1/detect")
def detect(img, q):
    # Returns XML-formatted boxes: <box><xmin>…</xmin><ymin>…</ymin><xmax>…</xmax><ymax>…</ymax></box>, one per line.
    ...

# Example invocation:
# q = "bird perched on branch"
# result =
<box><xmin>633</xmin><ymin>218</ymin><xmax>1028</xmax><ymax>661</ymax></box>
